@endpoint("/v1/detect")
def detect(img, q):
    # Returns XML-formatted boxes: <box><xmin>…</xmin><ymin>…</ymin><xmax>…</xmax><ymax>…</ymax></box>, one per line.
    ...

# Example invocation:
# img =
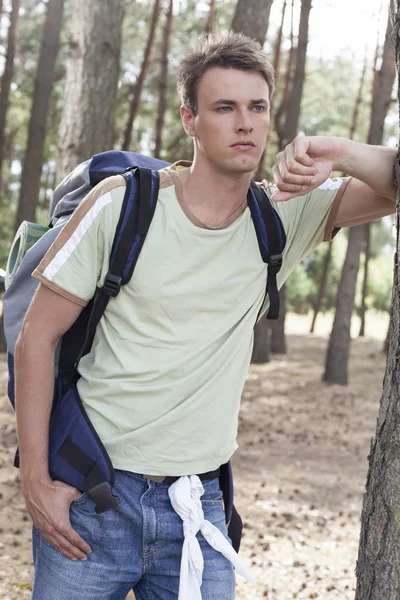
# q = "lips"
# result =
<box><xmin>231</xmin><ymin>141</ymin><xmax>255</xmax><ymax>147</ymax></box>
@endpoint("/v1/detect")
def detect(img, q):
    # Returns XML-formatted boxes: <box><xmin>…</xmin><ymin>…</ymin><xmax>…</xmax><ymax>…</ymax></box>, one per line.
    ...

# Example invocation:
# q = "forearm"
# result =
<box><xmin>15</xmin><ymin>328</ymin><xmax>56</xmax><ymax>485</ymax></box>
<box><xmin>335</xmin><ymin>138</ymin><xmax>396</xmax><ymax>201</ymax></box>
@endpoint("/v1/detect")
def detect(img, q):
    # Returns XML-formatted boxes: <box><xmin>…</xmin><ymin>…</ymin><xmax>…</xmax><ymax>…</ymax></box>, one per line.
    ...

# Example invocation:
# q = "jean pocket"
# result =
<box><xmin>71</xmin><ymin>492</ymin><xmax>87</xmax><ymax>506</ymax></box>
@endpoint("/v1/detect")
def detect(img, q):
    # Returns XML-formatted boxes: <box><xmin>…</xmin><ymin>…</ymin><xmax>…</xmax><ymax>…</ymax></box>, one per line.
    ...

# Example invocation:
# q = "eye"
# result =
<box><xmin>252</xmin><ymin>105</ymin><xmax>266</xmax><ymax>112</ymax></box>
<box><xmin>216</xmin><ymin>106</ymin><xmax>233</xmax><ymax>112</ymax></box>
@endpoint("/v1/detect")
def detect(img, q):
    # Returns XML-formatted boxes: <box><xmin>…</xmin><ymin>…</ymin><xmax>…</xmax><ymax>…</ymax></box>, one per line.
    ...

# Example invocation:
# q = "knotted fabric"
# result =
<box><xmin>168</xmin><ymin>475</ymin><xmax>254</xmax><ymax>600</ymax></box>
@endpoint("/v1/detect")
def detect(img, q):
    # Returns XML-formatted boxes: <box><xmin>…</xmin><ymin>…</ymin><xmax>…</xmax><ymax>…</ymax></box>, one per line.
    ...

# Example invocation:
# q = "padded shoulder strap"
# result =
<box><xmin>70</xmin><ymin>167</ymin><xmax>159</xmax><ymax>376</ymax></box>
<box><xmin>248</xmin><ymin>181</ymin><xmax>286</xmax><ymax>319</ymax></box>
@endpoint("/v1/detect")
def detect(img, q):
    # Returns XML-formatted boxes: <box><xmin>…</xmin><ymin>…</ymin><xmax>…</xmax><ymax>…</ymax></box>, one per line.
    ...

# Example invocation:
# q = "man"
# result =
<box><xmin>15</xmin><ymin>32</ymin><xmax>395</xmax><ymax>600</ymax></box>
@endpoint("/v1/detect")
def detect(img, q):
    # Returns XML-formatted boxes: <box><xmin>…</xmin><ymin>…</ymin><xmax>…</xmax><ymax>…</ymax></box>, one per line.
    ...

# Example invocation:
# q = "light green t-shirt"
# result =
<box><xmin>34</xmin><ymin>165</ymin><xmax>348</xmax><ymax>475</ymax></box>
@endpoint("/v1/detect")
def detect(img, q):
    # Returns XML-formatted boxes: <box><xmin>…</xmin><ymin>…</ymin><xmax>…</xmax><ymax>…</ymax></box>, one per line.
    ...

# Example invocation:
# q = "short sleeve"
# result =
<box><xmin>258</xmin><ymin>177</ymin><xmax>351</xmax><ymax>317</ymax></box>
<box><xmin>33</xmin><ymin>176</ymin><xmax>126</xmax><ymax>306</ymax></box>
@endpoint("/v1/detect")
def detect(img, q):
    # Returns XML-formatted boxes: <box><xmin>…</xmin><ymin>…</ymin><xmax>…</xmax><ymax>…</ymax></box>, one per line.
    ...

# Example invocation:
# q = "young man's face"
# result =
<box><xmin>181</xmin><ymin>67</ymin><xmax>270</xmax><ymax>175</ymax></box>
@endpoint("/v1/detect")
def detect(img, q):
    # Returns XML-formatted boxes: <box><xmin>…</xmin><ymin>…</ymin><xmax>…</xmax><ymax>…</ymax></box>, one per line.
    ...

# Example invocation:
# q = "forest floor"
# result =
<box><xmin>0</xmin><ymin>313</ymin><xmax>389</xmax><ymax>600</ymax></box>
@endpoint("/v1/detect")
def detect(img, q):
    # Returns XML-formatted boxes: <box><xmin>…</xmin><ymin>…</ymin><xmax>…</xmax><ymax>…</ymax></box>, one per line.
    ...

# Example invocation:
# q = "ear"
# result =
<box><xmin>180</xmin><ymin>104</ymin><xmax>195</xmax><ymax>137</ymax></box>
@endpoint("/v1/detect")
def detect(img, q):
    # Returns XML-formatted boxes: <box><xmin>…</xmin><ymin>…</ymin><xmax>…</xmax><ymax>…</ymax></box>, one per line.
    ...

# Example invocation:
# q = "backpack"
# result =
<box><xmin>3</xmin><ymin>150</ymin><xmax>286</xmax><ymax>553</ymax></box>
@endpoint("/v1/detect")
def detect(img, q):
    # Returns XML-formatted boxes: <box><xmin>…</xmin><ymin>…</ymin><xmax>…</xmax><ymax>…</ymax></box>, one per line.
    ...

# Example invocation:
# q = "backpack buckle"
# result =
<box><xmin>103</xmin><ymin>273</ymin><xmax>122</xmax><ymax>297</ymax></box>
<box><xmin>86</xmin><ymin>481</ymin><xmax>120</xmax><ymax>514</ymax></box>
<box><xmin>269</xmin><ymin>253</ymin><xmax>282</xmax><ymax>274</ymax></box>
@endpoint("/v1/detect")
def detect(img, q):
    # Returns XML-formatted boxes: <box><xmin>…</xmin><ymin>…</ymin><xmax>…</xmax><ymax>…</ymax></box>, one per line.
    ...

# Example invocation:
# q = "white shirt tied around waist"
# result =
<box><xmin>168</xmin><ymin>475</ymin><xmax>254</xmax><ymax>600</ymax></box>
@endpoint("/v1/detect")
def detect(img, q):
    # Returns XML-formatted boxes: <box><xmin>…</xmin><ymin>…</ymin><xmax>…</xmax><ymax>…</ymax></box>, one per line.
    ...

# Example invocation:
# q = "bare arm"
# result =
<box><xmin>15</xmin><ymin>282</ymin><xmax>92</xmax><ymax>560</ymax></box>
<box><xmin>271</xmin><ymin>136</ymin><xmax>396</xmax><ymax>226</ymax></box>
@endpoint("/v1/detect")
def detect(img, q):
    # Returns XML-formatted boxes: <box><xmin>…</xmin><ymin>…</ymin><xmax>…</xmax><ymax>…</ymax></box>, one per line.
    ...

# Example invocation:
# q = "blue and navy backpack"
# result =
<box><xmin>3</xmin><ymin>150</ymin><xmax>286</xmax><ymax>553</ymax></box>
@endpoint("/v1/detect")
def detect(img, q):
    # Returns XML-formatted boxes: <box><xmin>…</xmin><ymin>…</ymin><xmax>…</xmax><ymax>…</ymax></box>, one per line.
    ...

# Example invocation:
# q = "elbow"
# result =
<box><xmin>15</xmin><ymin>318</ymin><xmax>58</xmax><ymax>364</ymax></box>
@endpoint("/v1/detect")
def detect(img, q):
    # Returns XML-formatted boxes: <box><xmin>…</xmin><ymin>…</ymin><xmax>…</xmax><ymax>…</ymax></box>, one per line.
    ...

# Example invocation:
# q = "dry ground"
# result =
<box><xmin>0</xmin><ymin>313</ymin><xmax>389</xmax><ymax>600</ymax></box>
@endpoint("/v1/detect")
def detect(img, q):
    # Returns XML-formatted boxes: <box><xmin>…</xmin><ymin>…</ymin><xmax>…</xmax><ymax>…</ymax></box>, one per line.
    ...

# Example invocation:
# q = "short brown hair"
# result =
<box><xmin>177</xmin><ymin>31</ymin><xmax>275</xmax><ymax>114</ymax></box>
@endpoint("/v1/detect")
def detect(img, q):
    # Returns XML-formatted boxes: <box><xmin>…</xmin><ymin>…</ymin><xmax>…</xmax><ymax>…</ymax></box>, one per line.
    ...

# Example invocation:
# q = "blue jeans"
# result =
<box><xmin>31</xmin><ymin>470</ymin><xmax>236</xmax><ymax>599</ymax></box>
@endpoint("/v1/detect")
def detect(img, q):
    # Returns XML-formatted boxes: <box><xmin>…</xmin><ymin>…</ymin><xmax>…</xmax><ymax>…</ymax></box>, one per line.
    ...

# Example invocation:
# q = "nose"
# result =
<box><xmin>235</xmin><ymin>109</ymin><xmax>254</xmax><ymax>134</ymax></box>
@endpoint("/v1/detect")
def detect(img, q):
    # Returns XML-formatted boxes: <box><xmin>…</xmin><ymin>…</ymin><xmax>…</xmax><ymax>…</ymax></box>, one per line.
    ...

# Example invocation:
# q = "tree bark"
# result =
<box><xmin>15</xmin><ymin>0</ymin><xmax>64</xmax><ymax>230</ymax></box>
<box><xmin>270</xmin><ymin>0</ymin><xmax>312</xmax><ymax>355</ymax></box>
<box><xmin>274</xmin><ymin>0</ymin><xmax>296</xmax><ymax>150</ymax></box>
<box><xmin>121</xmin><ymin>0</ymin><xmax>161</xmax><ymax>151</ymax></box>
<box><xmin>231</xmin><ymin>0</ymin><xmax>273</xmax><ymax>46</ymax></box>
<box><xmin>283</xmin><ymin>0</ymin><xmax>312</xmax><ymax>144</ymax></box>
<box><xmin>368</xmin><ymin>10</ymin><xmax>396</xmax><ymax>147</ymax></box>
<box><xmin>359</xmin><ymin>223</ymin><xmax>371</xmax><ymax>337</ymax></box>
<box><xmin>323</xmin><ymin>226</ymin><xmax>364</xmax><ymax>384</ymax></box>
<box><xmin>349</xmin><ymin>47</ymin><xmax>368</xmax><ymax>140</ymax></box>
<box><xmin>206</xmin><ymin>0</ymin><xmax>216</xmax><ymax>34</ymax></box>
<box><xmin>154</xmin><ymin>0</ymin><xmax>173</xmax><ymax>159</ymax></box>
<box><xmin>355</xmin><ymin>6</ymin><xmax>400</xmax><ymax>590</ymax></box>
<box><xmin>255</xmin><ymin>0</ymin><xmax>287</xmax><ymax>181</ymax></box>
<box><xmin>252</xmin><ymin>317</ymin><xmax>270</xmax><ymax>363</ymax></box>
<box><xmin>0</xmin><ymin>0</ymin><xmax>20</xmax><ymax>194</ymax></box>
<box><xmin>310</xmin><ymin>242</ymin><xmax>332</xmax><ymax>333</ymax></box>
<box><xmin>357</xmin><ymin>9</ymin><xmax>395</xmax><ymax>336</ymax></box>
<box><xmin>57</xmin><ymin>0</ymin><xmax>124</xmax><ymax>181</ymax></box>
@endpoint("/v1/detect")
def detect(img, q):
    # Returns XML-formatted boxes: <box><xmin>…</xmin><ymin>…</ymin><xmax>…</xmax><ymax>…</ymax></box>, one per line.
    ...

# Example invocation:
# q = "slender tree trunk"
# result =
<box><xmin>0</xmin><ymin>0</ymin><xmax>20</xmax><ymax>194</ymax></box>
<box><xmin>154</xmin><ymin>0</ymin><xmax>173</xmax><ymax>159</ymax></box>
<box><xmin>368</xmin><ymin>10</ymin><xmax>396</xmax><ymax>147</ymax></box>
<box><xmin>121</xmin><ymin>0</ymin><xmax>161</xmax><ymax>151</ymax></box>
<box><xmin>359</xmin><ymin>223</ymin><xmax>371</xmax><ymax>336</ymax></box>
<box><xmin>310</xmin><ymin>242</ymin><xmax>333</xmax><ymax>333</ymax></box>
<box><xmin>323</xmin><ymin>226</ymin><xmax>364</xmax><ymax>384</ymax></box>
<box><xmin>15</xmin><ymin>0</ymin><xmax>64</xmax><ymax>230</ymax></box>
<box><xmin>274</xmin><ymin>0</ymin><xmax>295</xmax><ymax>150</ymax></box>
<box><xmin>255</xmin><ymin>0</ymin><xmax>287</xmax><ymax>181</ymax></box>
<box><xmin>324</xmin><ymin>8</ymin><xmax>395</xmax><ymax>383</ymax></box>
<box><xmin>355</xmin><ymin>6</ymin><xmax>400</xmax><ymax>589</ymax></box>
<box><xmin>206</xmin><ymin>0</ymin><xmax>216</xmax><ymax>34</ymax></box>
<box><xmin>252</xmin><ymin>317</ymin><xmax>270</xmax><ymax>363</ymax></box>
<box><xmin>358</xmin><ymin>9</ymin><xmax>395</xmax><ymax>336</ymax></box>
<box><xmin>57</xmin><ymin>0</ymin><xmax>124</xmax><ymax>181</ymax></box>
<box><xmin>271</xmin><ymin>0</ymin><xmax>312</xmax><ymax>355</ymax></box>
<box><xmin>231</xmin><ymin>0</ymin><xmax>273</xmax><ymax>46</ymax></box>
<box><xmin>283</xmin><ymin>0</ymin><xmax>312</xmax><ymax>144</ymax></box>
<box><xmin>349</xmin><ymin>47</ymin><xmax>368</xmax><ymax>140</ymax></box>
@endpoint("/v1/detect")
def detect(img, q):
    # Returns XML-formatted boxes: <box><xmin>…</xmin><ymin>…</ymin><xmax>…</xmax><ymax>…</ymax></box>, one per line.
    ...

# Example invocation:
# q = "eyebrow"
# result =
<box><xmin>212</xmin><ymin>98</ymin><xmax>269</xmax><ymax>106</ymax></box>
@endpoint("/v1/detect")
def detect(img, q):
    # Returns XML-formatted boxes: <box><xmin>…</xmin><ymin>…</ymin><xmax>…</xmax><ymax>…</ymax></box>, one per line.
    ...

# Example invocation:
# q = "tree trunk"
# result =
<box><xmin>14</xmin><ymin>0</ymin><xmax>64</xmax><ymax>230</ymax></box>
<box><xmin>270</xmin><ymin>0</ymin><xmax>312</xmax><ymax>354</ymax></box>
<box><xmin>323</xmin><ymin>226</ymin><xmax>364</xmax><ymax>384</ymax></box>
<box><xmin>231</xmin><ymin>0</ymin><xmax>273</xmax><ymax>46</ymax></box>
<box><xmin>349</xmin><ymin>47</ymin><xmax>368</xmax><ymax>140</ymax></box>
<box><xmin>359</xmin><ymin>223</ymin><xmax>371</xmax><ymax>337</ymax></box>
<box><xmin>310</xmin><ymin>241</ymin><xmax>332</xmax><ymax>333</ymax></box>
<box><xmin>0</xmin><ymin>0</ymin><xmax>20</xmax><ymax>194</ymax></box>
<box><xmin>274</xmin><ymin>0</ymin><xmax>295</xmax><ymax>150</ymax></box>
<box><xmin>270</xmin><ymin>285</ymin><xmax>287</xmax><ymax>354</ymax></box>
<box><xmin>57</xmin><ymin>0</ymin><xmax>124</xmax><ymax>181</ymax></box>
<box><xmin>324</xmin><ymin>8</ymin><xmax>394</xmax><ymax>384</ymax></box>
<box><xmin>368</xmin><ymin>10</ymin><xmax>396</xmax><ymax>147</ymax></box>
<box><xmin>121</xmin><ymin>0</ymin><xmax>160</xmax><ymax>151</ymax></box>
<box><xmin>154</xmin><ymin>0</ymin><xmax>173</xmax><ymax>159</ymax></box>
<box><xmin>206</xmin><ymin>0</ymin><xmax>216</xmax><ymax>34</ymax></box>
<box><xmin>283</xmin><ymin>0</ymin><xmax>312</xmax><ymax>144</ymax></box>
<box><xmin>355</xmin><ymin>7</ymin><xmax>400</xmax><ymax>589</ymax></box>
<box><xmin>255</xmin><ymin>0</ymin><xmax>287</xmax><ymax>181</ymax></box>
<box><xmin>252</xmin><ymin>318</ymin><xmax>270</xmax><ymax>363</ymax></box>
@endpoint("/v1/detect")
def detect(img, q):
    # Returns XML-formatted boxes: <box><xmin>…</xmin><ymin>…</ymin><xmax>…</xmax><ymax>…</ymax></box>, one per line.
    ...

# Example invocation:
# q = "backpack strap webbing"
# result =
<box><xmin>72</xmin><ymin>167</ymin><xmax>158</xmax><ymax>372</ymax></box>
<box><xmin>248</xmin><ymin>181</ymin><xmax>286</xmax><ymax>320</ymax></box>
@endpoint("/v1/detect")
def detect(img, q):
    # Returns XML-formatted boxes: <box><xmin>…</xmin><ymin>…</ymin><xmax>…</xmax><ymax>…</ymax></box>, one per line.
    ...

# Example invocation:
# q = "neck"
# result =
<box><xmin>178</xmin><ymin>155</ymin><xmax>252</xmax><ymax>212</ymax></box>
